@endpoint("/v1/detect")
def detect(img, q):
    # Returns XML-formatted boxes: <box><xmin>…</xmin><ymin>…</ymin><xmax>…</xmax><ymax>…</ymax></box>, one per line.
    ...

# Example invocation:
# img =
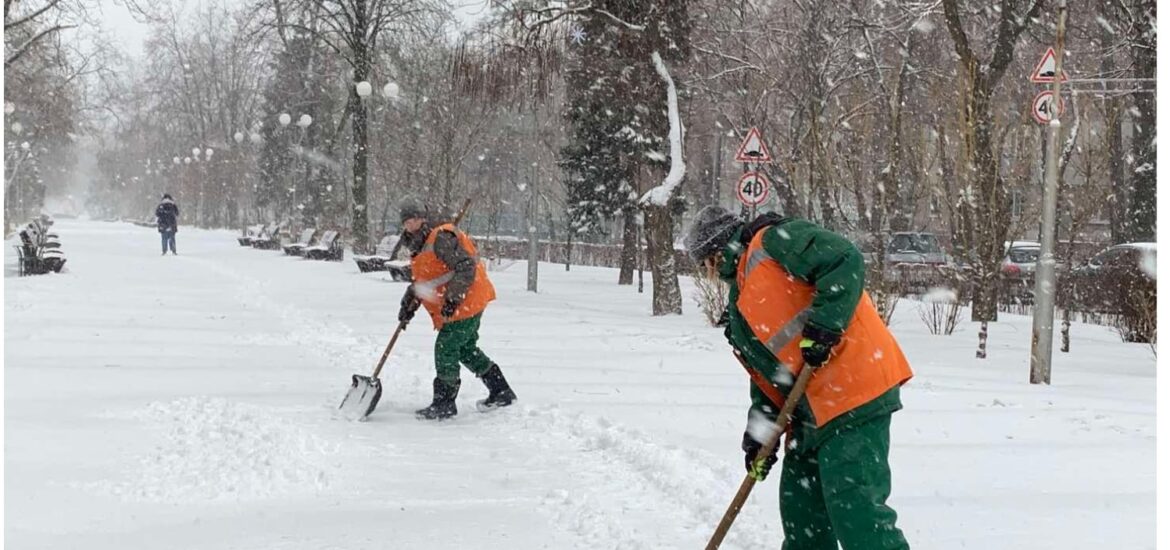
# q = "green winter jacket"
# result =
<box><xmin>718</xmin><ymin>216</ymin><xmax>902</xmax><ymax>452</ymax></box>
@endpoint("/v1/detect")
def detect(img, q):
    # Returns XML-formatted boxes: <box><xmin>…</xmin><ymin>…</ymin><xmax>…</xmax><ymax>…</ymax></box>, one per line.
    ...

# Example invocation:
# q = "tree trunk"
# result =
<box><xmin>619</xmin><ymin>207</ymin><xmax>637</xmax><ymax>284</ymax></box>
<box><xmin>642</xmin><ymin>202</ymin><xmax>682</xmax><ymax>315</ymax></box>
<box><xmin>527</xmin><ymin>225</ymin><xmax>539</xmax><ymax>292</ymax></box>
<box><xmin>1107</xmin><ymin>99</ymin><xmax>1127</xmax><ymax>244</ymax></box>
<box><xmin>1128</xmin><ymin>19</ymin><xmax>1156</xmax><ymax>241</ymax></box>
<box><xmin>1098</xmin><ymin>8</ymin><xmax>1128</xmax><ymax>245</ymax></box>
<box><xmin>711</xmin><ymin>132</ymin><xmax>723</xmax><ymax>204</ymax></box>
<box><xmin>351</xmin><ymin>89</ymin><xmax>370</xmax><ymax>253</ymax></box>
<box><xmin>565</xmin><ymin>226</ymin><xmax>572</xmax><ymax>272</ymax></box>
<box><xmin>349</xmin><ymin>0</ymin><xmax>371</xmax><ymax>254</ymax></box>
<box><xmin>967</xmin><ymin>79</ymin><xmax>1006</xmax><ymax>323</ymax></box>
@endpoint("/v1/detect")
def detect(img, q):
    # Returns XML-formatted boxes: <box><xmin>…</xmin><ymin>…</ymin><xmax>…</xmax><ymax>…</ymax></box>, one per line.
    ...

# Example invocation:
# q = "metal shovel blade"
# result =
<box><xmin>339</xmin><ymin>374</ymin><xmax>383</xmax><ymax>421</ymax></box>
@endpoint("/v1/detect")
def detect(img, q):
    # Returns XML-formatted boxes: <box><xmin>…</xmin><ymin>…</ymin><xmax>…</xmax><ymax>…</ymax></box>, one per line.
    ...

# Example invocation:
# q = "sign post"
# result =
<box><xmin>1029</xmin><ymin>0</ymin><xmax>1067</xmax><ymax>385</ymax></box>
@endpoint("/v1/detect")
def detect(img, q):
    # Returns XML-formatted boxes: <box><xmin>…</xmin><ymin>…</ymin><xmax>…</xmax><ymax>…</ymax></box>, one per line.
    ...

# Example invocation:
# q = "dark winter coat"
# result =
<box><xmin>156</xmin><ymin>199</ymin><xmax>179</xmax><ymax>233</ymax></box>
<box><xmin>403</xmin><ymin>221</ymin><xmax>476</xmax><ymax>304</ymax></box>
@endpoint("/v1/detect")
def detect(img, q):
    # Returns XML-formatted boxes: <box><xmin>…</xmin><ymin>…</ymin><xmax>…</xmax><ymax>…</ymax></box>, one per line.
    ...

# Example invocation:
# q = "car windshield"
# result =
<box><xmin>1008</xmin><ymin>247</ymin><xmax>1040</xmax><ymax>263</ymax></box>
<box><xmin>888</xmin><ymin>234</ymin><xmax>941</xmax><ymax>254</ymax></box>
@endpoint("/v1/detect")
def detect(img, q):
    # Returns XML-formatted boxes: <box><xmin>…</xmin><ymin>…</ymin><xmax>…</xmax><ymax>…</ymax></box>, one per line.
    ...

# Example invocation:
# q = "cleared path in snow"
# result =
<box><xmin>4</xmin><ymin>220</ymin><xmax>1156</xmax><ymax>549</ymax></box>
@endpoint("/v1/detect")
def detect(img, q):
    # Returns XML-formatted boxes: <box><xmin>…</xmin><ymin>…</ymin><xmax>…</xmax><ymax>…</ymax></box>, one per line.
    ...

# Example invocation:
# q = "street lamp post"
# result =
<box><xmin>234</xmin><ymin>132</ymin><xmax>245</xmax><ymax>227</ymax></box>
<box><xmin>205</xmin><ymin>147</ymin><xmax>214</xmax><ymax>227</ymax></box>
<box><xmin>278</xmin><ymin>112</ymin><xmax>296</xmax><ymax>222</ymax></box>
<box><xmin>191</xmin><ymin>147</ymin><xmax>204</xmax><ymax>227</ymax></box>
<box><xmin>295</xmin><ymin>114</ymin><xmax>313</xmax><ymax>226</ymax></box>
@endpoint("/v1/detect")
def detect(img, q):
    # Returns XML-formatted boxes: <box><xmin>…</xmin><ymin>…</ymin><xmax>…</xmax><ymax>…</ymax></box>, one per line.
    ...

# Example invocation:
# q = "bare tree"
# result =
<box><xmin>941</xmin><ymin>0</ymin><xmax>1047</xmax><ymax>327</ymax></box>
<box><xmin>277</xmin><ymin>0</ymin><xmax>442</xmax><ymax>253</ymax></box>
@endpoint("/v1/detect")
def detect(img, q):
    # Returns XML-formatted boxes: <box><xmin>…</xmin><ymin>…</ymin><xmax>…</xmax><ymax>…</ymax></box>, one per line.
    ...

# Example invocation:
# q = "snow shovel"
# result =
<box><xmin>338</xmin><ymin>319</ymin><xmax>408</xmax><ymax>421</ymax></box>
<box><xmin>704</xmin><ymin>355</ymin><xmax>816</xmax><ymax>550</ymax></box>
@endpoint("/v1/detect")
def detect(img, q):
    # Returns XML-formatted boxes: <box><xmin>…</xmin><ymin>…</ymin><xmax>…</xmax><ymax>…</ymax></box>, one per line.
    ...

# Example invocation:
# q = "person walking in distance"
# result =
<box><xmin>396</xmin><ymin>199</ymin><xmax>517</xmax><ymax>420</ymax></box>
<box><xmin>683</xmin><ymin>205</ymin><xmax>912</xmax><ymax>550</ymax></box>
<box><xmin>156</xmin><ymin>194</ymin><xmax>179</xmax><ymax>255</ymax></box>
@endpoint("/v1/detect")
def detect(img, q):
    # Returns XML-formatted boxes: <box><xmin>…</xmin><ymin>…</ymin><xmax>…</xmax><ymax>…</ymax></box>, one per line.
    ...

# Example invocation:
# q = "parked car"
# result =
<box><xmin>1072</xmin><ymin>242</ymin><xmax>1155</xmax><ymax>277</ymax></box>
<box><xmin>1067</xmin><ymin>242</ymin><xmax>1157</xmax><ymax>321</ymax></box>
<box><xmin>1001</xmin><ymin>241</ymin><xmax>1041</xmax><ymax>279</ymax></box>
<box><xmin>886</xmin><ymin>232</ymin><xmax>949</xmax><ymax>266</ymax></box>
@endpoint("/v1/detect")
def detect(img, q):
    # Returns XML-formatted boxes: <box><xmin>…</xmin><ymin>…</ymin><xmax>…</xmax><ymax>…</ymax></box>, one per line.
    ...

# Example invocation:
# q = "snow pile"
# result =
<box><xmin>98</xmin><ymin>397</ymin><xmax>335</xmax><ymax>502</ymax></box>
<box><xmin>921</xmin><ymin>286</ymin><xmax>959</xmax><ymax>303</ymax></box>
<box><xmin>506</xmin><ymin>405</ymin><xmax>775</xmax><ymax>549</ymax></box>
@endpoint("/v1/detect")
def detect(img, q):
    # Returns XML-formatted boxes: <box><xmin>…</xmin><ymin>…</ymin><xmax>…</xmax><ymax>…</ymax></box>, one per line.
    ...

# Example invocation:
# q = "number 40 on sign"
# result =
<box><xmin>1031</xmin><ymin>91</ymin><xmax>1065</xmax><ymax>124</ymax></box>
<box><xmin>736</xmin><ymin>172</ymin><xmax>771</xmax><ymax>207</ymax></box>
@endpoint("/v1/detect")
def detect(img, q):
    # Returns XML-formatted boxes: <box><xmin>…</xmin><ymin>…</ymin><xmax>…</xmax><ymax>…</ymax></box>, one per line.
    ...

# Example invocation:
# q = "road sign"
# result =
<box><xmin>1029</xmin><ymin>47</ymin><xmax>1069</xmax><ymax>83</ymax></box>
<box><xmin>1030</xmin><ymin>91</ymin><xmax>1065</xmax><ymax>124</ymax></box>
<box><xmin>734</xmin><ymin>127</ymin><xmax>773</xmax><ymax>163</ymax></box>
<box><xmin>736</xmin><ymin>172</ymin><xmax>770</xmax><ymax>207</ymax></box>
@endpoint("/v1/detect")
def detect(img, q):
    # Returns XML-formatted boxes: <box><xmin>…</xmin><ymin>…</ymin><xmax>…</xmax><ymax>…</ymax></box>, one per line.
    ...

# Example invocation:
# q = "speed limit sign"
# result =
<box><xmin>736</xmin><ymin>172</ymin><xmax>770</xmax><ymax>207</ymax></box>
<box><xmin>1031</xmin><ymin>91</ymin><xmax>1065</xmax><ymax>124</ymax></box>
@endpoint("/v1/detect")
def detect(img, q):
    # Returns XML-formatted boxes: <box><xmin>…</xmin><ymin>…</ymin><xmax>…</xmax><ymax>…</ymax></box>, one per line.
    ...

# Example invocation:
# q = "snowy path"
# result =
<box><xmin>4</xmin><ymin>220</ymin><xmax>1156</xmax><ymax>549</ymax></box>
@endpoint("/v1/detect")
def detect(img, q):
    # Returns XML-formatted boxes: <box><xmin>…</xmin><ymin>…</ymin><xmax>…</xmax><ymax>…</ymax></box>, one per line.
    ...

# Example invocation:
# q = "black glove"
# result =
<box><xmin>799</xmin><ymin>324</ymin><xmax>842</xmax><ymax>368</ymax></box>
<box><xmin>742</xmin><ymin>432</ymin><xmax>778</xmax><ymax>481</ymax></box>
<box><xmin>715</xmin><ymin>307</ymin><xmax>730</xmax><ymax>328</ymax></box>
<box><xmin>440</xmin><ymin>298</ymin><xmax>460</xmax><ymax>319</ymax></box>
<box><xmin>398</xmin><ymin>292</ymin><xmax>420</xmax><ymax>323</ymax></box>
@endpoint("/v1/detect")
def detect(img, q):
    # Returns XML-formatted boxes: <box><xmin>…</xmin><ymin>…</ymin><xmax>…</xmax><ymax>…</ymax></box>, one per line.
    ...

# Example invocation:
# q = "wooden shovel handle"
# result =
<box><xmin>704</xmin><ymin>358</ymin><xmax>815</xmax><ymax>550</ymax></box>
<box><xmin>451</xmin><ymin>198</ymin><xmax>473</xmax><ymax>226</ymax></box>
<box><xmin>370</xmin><ymin>320</ymin><xmax>408</xmax><ymax>379</ymax></box>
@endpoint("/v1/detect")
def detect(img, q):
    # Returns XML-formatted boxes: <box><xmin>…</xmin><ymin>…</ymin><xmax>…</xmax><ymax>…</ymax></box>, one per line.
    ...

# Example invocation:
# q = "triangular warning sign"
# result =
<box><xmin>1029</xmin><ymin>47</ymin><xmax>1069</xmax><ymax>83</ymax></box>
<box><xmin>735</xmin><ymin>127</ymin><xmax>773</xmax><ymax>163</ymax></box>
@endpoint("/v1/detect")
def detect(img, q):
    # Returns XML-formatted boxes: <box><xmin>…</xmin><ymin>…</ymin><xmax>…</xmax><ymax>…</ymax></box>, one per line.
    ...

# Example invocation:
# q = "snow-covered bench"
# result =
<box><xmin>303</xmin><ymin>230</ymin><xmax>343</xmax><ymax>261</ymax></box>
<box><xmin>385</xmin><ymin>260</ymin><xmax>412</xmax><ymax>282</ymax></box>
<box><xmin>251</xmin><ymin>223</ymin><xmax>285</xmax><ymax>250</ymax></box>
<box><xmin>282</xmin><ymin>228</ymin><xmax>317</xmax><ymax>256</ymax></box>
<box><xmin>14</xmin><ymin>219</ymin><xmax>66</xmax><ymax>275</ymax></box>
<box><xmin>237</xmin><ymin>225</ymin><xmax>263</xmax><ymax>246</ymax></box>
<box><xmin>354</xmin><ymin>234</ymin><xmax>401</xmax><ymax>272</ymax></box>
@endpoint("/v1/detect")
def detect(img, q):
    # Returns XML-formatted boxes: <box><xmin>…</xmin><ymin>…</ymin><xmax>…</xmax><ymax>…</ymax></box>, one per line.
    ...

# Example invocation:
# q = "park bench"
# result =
<box><xmin>238</xmin><ymin>225</ymin><xmax>263</xmax><ymax>246</ymax></box>
<box><xmin>13</xmin><ymin>218</ymin><xmax>66</xmax><ymax>276</ymax></box>
<box><xmin>282</xmin><ymin>228</ymin><xmax>318</xmax><ymax>256</ymax></box>
<box><xmin>354</xmin><ymin>233</ymin><xmax>401</xmax><ymax>272</ymax></box>
<box><xmin>303</xmin><ymin>230</ymin><xmax>343</xmax><ymax>261</ymax></box>
<box><xmin>385</xmin><ymin>260</ymin><xmax>412</xmax><ymax>282</ymax></box>
<box><xmin>251</xmin><ymin>223</ymin><xmax>285</xmax><ymax>250</ymax></box>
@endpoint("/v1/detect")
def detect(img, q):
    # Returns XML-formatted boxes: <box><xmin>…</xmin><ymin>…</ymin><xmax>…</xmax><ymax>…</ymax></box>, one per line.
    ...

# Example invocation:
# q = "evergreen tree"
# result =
<box><xmin>559</xmin><ymin>0</ymin><xmax>690</xmax><ymax>290</ymax></box>
<box><xmin>257</xmin><ymin>33</ymin><xmax>337</xmax><ymax>226</ymax></box>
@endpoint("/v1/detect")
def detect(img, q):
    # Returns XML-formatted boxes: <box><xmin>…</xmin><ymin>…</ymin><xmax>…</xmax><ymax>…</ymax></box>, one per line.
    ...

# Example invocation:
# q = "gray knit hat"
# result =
<box><xmin>399</xmin><ymin>198</ymin><xmax>427</xmax><ymax>224</ymax></box>
<box><xmin>683</xmin><ymin>205</ymin><xmax>743</xmax><ymax>263</ymax></box>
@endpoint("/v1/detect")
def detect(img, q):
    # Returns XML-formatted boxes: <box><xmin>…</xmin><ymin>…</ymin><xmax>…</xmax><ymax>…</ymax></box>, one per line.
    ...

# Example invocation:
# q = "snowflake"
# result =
<box><xmin>569</xmin><ymin>25</ymin><xmax>587</xmax><ymax>45</ymax></box>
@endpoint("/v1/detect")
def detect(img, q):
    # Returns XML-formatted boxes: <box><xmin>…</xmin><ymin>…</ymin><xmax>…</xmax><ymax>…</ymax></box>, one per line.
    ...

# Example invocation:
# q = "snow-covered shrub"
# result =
<box><xmin>691</xmin><ymin>269</ymin><xmax>728</xmax><ymax>327</ymax></box>
<box><xmin>1111</xmin><ymin>272</ymin><xmax>1156</xmax><ymax>346</ymax></box>
<box><xmin>919</xmin><ymin>286</ymin><xmax>963</xmax><ymax>336</ymax></box>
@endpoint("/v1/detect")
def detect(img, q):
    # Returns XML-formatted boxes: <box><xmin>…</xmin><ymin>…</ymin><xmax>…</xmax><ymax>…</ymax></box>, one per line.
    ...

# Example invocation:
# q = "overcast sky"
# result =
<box><xmin>96</xmin><ymin>0</ymin><xmax>492</xmax><ymax>59</ymax></box>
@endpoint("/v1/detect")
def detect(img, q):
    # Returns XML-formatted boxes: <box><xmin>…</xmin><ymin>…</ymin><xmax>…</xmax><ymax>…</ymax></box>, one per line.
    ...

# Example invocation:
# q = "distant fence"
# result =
<box><xmin>474</xmin><ymin>236</ymin><xmax>694</xmax><ymax>271</ymax></box>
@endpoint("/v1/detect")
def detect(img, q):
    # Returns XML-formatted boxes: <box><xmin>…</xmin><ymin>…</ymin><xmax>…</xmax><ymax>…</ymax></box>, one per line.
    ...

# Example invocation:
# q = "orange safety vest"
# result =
<box><xmin>736</xmin><ymin>229</ymin><xmax>912</xmax><ymax>427</ymax></box>
<box><xmin>410</xmin><ymin>224</ymin><xmax>496</xmax><ymax>329</ymax></box>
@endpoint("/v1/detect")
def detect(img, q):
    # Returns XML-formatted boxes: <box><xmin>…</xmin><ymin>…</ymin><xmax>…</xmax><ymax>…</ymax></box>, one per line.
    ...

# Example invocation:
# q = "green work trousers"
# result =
<box><xmin>779</xmin><ymin>414</ymin><xmax>909</xmax><ymax>550</ymax></box>
<box><xmin>434</xmin><ymin>314</ymin><xmax>494</xmax><ymax>383</ymax></box>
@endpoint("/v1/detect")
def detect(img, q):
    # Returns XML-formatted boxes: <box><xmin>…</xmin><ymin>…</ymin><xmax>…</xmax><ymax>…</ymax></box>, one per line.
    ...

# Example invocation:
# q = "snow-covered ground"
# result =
<box><xmin>4</xmin><ymin>220</ymin><xmax>1156</xmax><ymax>549</ymax></box>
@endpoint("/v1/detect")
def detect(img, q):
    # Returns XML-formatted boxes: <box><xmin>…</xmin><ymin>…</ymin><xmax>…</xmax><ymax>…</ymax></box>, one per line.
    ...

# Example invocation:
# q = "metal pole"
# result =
<box><xmin>1029</xmin><ymin>0</ymin><xmax>1067</xmax><ymax>385</ymax></box>
<box><xmin>527</xmin><ymin>162</ymin><xmax>539</xmax><ymax>293</ymax></box>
